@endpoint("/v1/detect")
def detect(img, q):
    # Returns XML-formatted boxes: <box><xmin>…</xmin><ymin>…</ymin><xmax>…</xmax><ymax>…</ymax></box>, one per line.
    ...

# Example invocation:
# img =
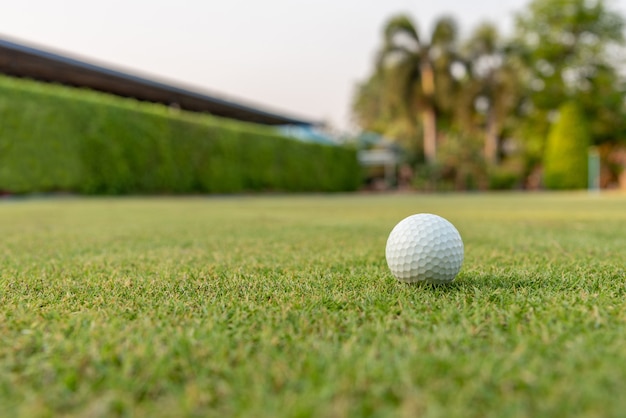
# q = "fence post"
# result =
<box><xmin>588</xmin><ymin>147</ymin><xmax>600</xmax><ymax>192</ymax></box>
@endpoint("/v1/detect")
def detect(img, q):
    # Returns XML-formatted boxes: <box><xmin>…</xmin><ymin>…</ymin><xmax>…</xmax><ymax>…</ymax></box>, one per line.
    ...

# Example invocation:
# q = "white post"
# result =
<box><xmin>588</xmin><ymin>147</ymin><xmax>600</xmax><ymax>192</ymax></box>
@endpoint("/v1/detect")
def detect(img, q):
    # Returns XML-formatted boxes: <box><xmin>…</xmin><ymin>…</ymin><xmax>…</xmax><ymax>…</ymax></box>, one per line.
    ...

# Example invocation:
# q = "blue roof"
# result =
<box><xmin>278</xmin><ymin>125</ymin><xmax>337</xmax><ymax>145</ymax></box>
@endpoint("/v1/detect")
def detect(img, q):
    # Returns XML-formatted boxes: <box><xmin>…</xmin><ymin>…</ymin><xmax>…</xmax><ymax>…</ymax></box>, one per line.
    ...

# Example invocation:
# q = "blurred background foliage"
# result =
<box><xmin>352</xmin><ymin>0</ymin><xmax>626</xmax><ymax>190</ymax></box>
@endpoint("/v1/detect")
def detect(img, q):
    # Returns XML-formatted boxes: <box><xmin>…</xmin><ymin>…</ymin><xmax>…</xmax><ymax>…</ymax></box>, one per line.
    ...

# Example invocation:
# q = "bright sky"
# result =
<box><xmin>2</xmin><ymin>0</ymin><xmax>625</xmax><ymax>130</ymax></box>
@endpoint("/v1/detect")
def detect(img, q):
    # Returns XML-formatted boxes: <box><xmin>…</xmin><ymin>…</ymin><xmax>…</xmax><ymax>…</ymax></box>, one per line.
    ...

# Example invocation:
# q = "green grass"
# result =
<box><xmin>1</xmin><ymin>193</ymin><xmax>625</xmax><ymax>417</ymax></box>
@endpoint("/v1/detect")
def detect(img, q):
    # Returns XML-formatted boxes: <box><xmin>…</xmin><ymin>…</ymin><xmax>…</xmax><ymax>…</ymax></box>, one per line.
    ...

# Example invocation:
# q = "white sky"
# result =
<box><xmin>1</xmin><ymin>0</ymin><xmax>625</xmax><ymax>130</ymax></box>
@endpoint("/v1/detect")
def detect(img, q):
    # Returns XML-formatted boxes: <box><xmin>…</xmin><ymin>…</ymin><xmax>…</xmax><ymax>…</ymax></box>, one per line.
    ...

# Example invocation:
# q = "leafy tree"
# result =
<box><xmin>374</xmin><ymin>14</ymin><xmax>462</xmax><ymax>164</ymax></box>
<box><xmin>460</xmin><ymin>23</ymin><xmax>524</xmax><ymax>165</ymax></box>
<box><xmin>351</xmin><ymin>71</ymin><xmax>420</xmax><ymax>154</ymax></box>
<box><xmin>513</xmin><ymin>0</ymin><xmax>626</xmax><ymax>149</ymax></box>
<box><xmin>543</xmin><ymin>101</ymin><xmax>590</xmax><ymax>189</ymax></box>
<box><xmin>351</xmin><ymin>72</ymin><xmax>389</xmax><ymax>135</ymax></box>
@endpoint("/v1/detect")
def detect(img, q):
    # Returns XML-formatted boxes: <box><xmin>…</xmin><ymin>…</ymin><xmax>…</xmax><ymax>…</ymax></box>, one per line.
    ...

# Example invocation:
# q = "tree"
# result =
<box><xmin>543</xmin><ymin>101</ymin><xmax>590</xmax><ymax>189</ymax></box>
<box><xmin>351</xmin><ymin>72</ymin><xmax>421</xmax><ymax>155</ymax></box>
<box><xmin>375</xmin><ymin>14</ymin><xmax>461</xmax><ymax>164</ymax></box>
<box><xmin>460</xmin><ymin>23</ymin><xmax>523</xmax><ymax>165</ymax></box>
<box><xmin>513</xmin><ymin>0</ymin><xmax>626</xmax><ymax>147</ymax></box>
<box><xmin>352</xmin><ymin>71</ymin><xmax>397</xmax><ymax>136</ymax></box>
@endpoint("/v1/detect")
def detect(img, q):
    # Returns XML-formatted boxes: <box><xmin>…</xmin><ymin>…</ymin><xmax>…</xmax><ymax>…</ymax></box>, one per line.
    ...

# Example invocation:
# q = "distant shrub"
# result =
<box><xmin>488</xmin><ymin>161</ymin><xmax>524</xmax><ymax>190</ymax></box>
<box><xmin>543</xmin><ymin>101</ymin><xmax>590</xmax><ymax>190</ymax></box>
<box><xmin>412</xmin><ymin>132</ymin><xmax>488</xmax><ymax>191</ymax></box>
<box><xmin>0</xmin><ymin>75</ymin><xmax>360</xmax><ymax>194</ymax></box>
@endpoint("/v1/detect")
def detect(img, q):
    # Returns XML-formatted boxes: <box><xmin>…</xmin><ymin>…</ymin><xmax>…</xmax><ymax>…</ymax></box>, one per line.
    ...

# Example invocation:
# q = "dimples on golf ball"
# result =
<box><xmin>385</xmin><ymin>214</ymin><xmax>464</xmax><ymax>284</ymax></box>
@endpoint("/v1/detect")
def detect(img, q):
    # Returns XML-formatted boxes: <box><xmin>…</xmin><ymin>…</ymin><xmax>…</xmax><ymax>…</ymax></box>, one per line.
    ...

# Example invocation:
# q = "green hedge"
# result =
<box><xmin>543</xmin><ymin>101</ymin><xmax>590</xmax><ymax>190</ymax></box>
<box><xmin>0</xmin><ymin>75</ymin><xmax>361</xmax><ymax>194</ymax></box>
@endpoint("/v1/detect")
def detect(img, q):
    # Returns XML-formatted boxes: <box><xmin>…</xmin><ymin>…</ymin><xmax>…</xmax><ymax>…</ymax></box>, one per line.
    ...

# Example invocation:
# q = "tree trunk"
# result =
<box><xmin>422</xmin><ymin>108</ymin><xmax>437</xmax><ymax>164</ymax></box>
<box><xmin>420</xmin><ymin>60</ymin><xmax>437</xmax><ymax>164</ymax></box>
<box><xmin>484</xmin><ymin>108</ymin><xmax>499</xmax><ymax>165</ymax></box>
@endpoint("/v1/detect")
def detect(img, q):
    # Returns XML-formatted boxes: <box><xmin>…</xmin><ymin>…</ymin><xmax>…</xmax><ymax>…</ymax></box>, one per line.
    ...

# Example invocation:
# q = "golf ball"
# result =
<box><xmin>385</xmin><ymin>213</ymin><xmax>464</xmax><ymax>284</ymax></box>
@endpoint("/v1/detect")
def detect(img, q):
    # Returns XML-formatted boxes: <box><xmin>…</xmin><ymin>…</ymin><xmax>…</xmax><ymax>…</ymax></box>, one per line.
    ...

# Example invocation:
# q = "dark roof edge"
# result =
<box><xmin>0</xmin><ymin>34</ymin><xmax>319</xmax><ymax>127</ymax></box>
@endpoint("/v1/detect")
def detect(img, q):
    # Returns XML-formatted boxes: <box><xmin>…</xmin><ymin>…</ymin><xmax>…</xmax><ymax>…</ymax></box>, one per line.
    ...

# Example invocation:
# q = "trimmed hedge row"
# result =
<box><xmin>0</xmin><ymin>75</ymin><xmax>361</xmax><ymax>194</ymax></box>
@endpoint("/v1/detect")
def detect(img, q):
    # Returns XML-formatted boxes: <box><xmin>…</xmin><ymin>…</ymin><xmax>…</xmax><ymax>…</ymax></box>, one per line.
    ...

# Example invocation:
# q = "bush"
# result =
<box><xmin>412</xmin><ymin>132</ymin><xmax>487</xmax><ymax>191</ymax></box>
<box><xmin>488</xmin><ymin>160</ymin><xmax>524</xmax><ymax>190</ymax></box>
<box><xmin>0</xmin><ymin>75</ymin><xmax>361</xmax><ymax>194</ymax></box>
<box><xmin>543</xmin><ymin>101</ymin><xmax>590</xmax><ymax>190</ymax></box>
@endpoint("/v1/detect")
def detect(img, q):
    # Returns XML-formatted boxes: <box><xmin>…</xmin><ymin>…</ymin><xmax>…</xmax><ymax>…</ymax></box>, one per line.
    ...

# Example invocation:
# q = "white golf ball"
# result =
<box><xmin>385</xmin><ymin>213</ymin><xmax>464</xmax><ymax>284</ymax></box>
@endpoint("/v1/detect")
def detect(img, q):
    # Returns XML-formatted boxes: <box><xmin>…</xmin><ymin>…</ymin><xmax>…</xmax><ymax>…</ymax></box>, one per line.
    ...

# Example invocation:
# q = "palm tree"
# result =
<box><xmin>461</xmin><ymin>23</ymin><xmax>521</xmax><ymax>165</ymax></box>
<box><xmin>377</xmin><ymin>14</ymin><xmax>460</xmax><ymax>164</ymax></box>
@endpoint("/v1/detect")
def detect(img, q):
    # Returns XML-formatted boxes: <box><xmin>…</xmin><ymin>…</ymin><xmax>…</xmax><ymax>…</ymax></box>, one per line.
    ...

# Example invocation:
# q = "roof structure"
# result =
<box><xmin>0</xmin><ymin>36</ymin><xmax>316</xmax><ymax>127</ymax></box>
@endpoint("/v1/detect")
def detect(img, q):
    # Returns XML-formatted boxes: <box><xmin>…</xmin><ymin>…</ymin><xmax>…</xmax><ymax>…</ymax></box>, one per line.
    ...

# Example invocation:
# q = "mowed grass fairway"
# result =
<box><xmin>1</xmin><ymin>193</ymin><xmax>625</xmax><ymax>417</ymax></box>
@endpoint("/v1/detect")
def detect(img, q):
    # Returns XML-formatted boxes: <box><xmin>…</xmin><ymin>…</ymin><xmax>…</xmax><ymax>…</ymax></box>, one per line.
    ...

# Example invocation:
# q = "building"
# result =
<box><xmin>0</xmin><ymin>35</ymin><xmax>317</xmax><ymax>127</ymax></box>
